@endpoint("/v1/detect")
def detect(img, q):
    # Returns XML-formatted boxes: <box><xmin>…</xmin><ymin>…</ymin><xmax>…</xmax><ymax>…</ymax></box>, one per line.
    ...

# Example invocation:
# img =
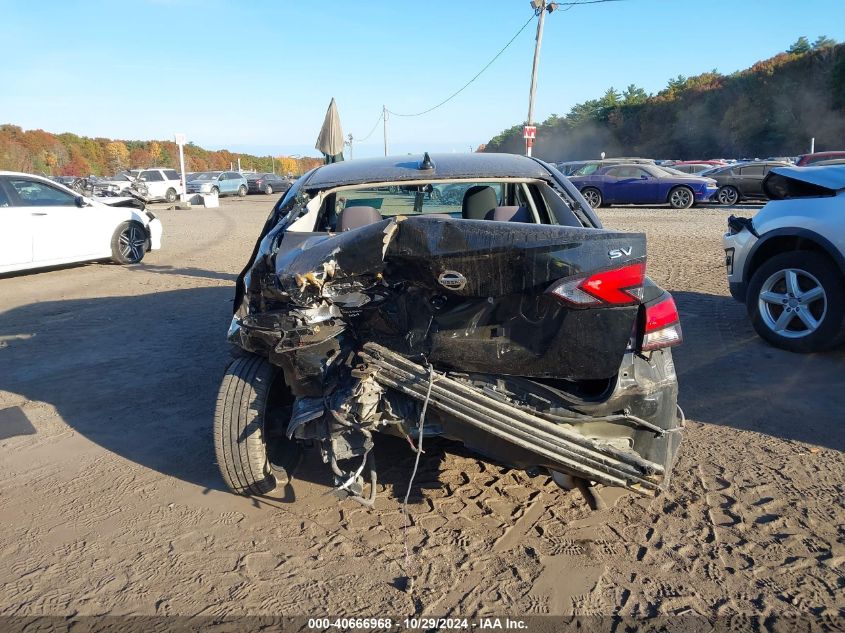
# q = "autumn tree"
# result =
<box><xmin>105</xmin><ymin>141</ymin><xmax>129</xmax><ymax>173</ymax></box>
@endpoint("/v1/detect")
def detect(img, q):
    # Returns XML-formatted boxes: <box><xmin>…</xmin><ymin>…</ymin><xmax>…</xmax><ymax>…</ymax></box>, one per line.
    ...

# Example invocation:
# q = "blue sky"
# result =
<box><xmin>1</xmin><ymin>0</ymin><xmax>843</xmax><ymax>158</ymax></box>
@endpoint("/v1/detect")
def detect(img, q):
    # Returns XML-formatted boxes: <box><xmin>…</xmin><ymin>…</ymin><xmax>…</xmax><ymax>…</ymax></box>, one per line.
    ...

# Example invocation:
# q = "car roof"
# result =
<box><xmin>302</xmin><ymin>153</ymin><xmax>551</xmax><ymax>189</ymax></box>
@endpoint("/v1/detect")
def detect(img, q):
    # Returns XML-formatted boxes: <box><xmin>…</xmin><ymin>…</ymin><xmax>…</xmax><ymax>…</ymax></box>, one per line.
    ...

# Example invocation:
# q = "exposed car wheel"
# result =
<box><xmin>717</xmin><ymin>186</ymin><xmax>739</xmax><ymax>206</ymax></box>
<box><xmin>581</xmin><ymin>187</ymin><xmax>602</xmax><ymax>208</ymax></box>
<box><xmin>111</xmin><ymin>221</ymin><xmax>149</xmax><ymax>265</ymax></box>
<box><xmin>264</xmin><ymin>184</ymin><xmax>274</xmax><ymax>195</ymax></box>
<box><xmin>668</xmin><ymin>186</ymin><xmax>694</xmax><ymax>209</ymax></box>
<box><xmin>165</xmin><ymin>188</ymin><xmax>177</xmax><ymax>203</ymax></box>
<box><xmin>747</xmin><ymin>251</ymin><xmax>845</xmax><ymax>353</ymax></box>
<box><xmin>214</xmin><ymin>355</ymin><xmax>299</xmax><ymax>496</ymax></box>
<box><xmin>237</xmin><ymin>185</ymin><xmax>247</xmax><ymax>197</ymax></box>
<box><xmin>211</xmin><ymin>186</ymin><xmax>219</xmax><ymax>195</ymax></box>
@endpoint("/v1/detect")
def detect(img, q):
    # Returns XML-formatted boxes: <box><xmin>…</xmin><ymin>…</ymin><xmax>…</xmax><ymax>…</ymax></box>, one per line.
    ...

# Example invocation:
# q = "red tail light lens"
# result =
<box><xmin>641</xmin><ymin>294</ymin><xmax>683</xmax><ymax>351</ymax></box>
<box><xmin>547</xmin><ymin>262</ymin><xmax>645</xmax><ymax>307</ymax></box>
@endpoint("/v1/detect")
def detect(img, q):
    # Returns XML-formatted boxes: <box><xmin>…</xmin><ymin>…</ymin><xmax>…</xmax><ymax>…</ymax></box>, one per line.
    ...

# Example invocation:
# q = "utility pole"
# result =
<box><xmin>383</xmin><ymin>105</ymin><xmax>389</xmax><ymax>156</ymax></box>
<box><xmin>526</xmin><ymin>1</ymin><xmax>557</xmax><ymax>156</ymax></box>
<box><xmin>346</xmin><ymin>133</ymin><xmax>354</xmax><ymax>160</ymax></box>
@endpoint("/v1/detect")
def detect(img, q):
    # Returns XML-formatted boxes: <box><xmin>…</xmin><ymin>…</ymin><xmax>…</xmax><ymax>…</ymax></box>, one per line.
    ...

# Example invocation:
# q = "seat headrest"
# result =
<box><xmin>484</xmin><ymin>206</ymin><xmax>532</xmax><ymax>223</ymax></box>
<box><xmin>462</xmin><ymin>185</ymin><xmax>498</xmax><ymax>220</ymax></box>
<box><xmin>339</xmin><ymin>205</ymin><xmax>382</xmax><ymax>231</ymax></box>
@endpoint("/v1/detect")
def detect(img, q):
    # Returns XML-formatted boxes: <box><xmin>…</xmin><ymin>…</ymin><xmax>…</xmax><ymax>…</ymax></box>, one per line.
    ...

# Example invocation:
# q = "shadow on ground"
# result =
<box><xmin>1</xmin><ymin>284</ymin><xmax>842</xmax><ymax>499</ymax></box>
<box><xmin>672</xmin><ymin>290</ymin><xmax>845</xmax><ymax>451</ymax></box>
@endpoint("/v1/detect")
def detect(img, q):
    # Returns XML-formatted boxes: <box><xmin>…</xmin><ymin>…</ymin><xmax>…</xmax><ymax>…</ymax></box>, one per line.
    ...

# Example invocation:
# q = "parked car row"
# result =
<box><xmin>556</xmin><ymin>151</ymin><xmax>844</xmax><ymax>209</ymax></box>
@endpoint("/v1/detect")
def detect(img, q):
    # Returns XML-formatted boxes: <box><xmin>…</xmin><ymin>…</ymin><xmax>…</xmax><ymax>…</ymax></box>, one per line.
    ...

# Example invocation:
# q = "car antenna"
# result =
<box><xmin>419</xmin><ymin>152</ymin><xmax>434</xmax><ymax>171</ymax></box>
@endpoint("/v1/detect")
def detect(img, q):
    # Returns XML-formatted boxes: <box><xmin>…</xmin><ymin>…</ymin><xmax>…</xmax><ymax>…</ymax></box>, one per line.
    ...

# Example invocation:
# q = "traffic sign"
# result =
<box><xmin>523</xmin><ymin>126</ymin><xmax>537</xmax><ymax>140</ymax></box>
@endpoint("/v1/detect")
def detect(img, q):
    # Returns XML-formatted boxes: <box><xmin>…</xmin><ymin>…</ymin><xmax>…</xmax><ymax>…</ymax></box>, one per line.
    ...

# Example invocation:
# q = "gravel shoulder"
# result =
<box><xmin>1</xmin><ymin>198</ymin><xmax>842</xmax><ymax>619</ymax></box>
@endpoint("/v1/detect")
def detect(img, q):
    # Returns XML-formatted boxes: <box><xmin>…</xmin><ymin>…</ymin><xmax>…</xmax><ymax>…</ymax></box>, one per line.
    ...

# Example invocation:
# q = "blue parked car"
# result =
<box><xmin>568</xmin><ymin>163</ymin><xmax>719</xmax><ymax>209</ymax></box>
<box><xmin>186</xmin><ymin>171</ymin><xmax>248</xmax><ymax>197</ymax></box>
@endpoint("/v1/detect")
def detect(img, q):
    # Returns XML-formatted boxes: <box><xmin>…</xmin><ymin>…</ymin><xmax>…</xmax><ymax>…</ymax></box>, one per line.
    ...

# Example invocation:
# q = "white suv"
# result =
<box><xmin>723</xmin><ymin>165</ymin><xmax>845</xmax><ymax>352</ymax></box>
<box><xmin>130</xmin><ymin>168</ymin><xmax>184</xmax><ymax>202</ymax></box>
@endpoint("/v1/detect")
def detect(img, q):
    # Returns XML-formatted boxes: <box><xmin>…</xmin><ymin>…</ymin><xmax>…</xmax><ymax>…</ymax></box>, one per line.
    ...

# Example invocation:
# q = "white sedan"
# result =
<box><xmin>0</xmin><ymin>171</ymin><xmax>162</xmax><ymax>274</ymax></box>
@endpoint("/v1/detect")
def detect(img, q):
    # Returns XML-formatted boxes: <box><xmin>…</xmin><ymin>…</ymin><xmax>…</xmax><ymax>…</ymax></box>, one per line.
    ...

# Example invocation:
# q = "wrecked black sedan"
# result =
<box><xmin>215</xmin><ymin>152</ymin><xmax>684</xmax><ymax>506</ymax></box>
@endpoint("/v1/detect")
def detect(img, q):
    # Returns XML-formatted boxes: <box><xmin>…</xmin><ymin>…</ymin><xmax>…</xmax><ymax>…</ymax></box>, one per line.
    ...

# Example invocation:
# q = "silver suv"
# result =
<box><xmin>723</xmin><ymin>165</ymin><xmax>845</xmax><ymax>352</ymax></box>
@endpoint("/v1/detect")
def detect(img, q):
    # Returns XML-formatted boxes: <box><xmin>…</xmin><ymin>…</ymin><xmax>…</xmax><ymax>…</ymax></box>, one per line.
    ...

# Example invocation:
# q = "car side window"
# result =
<box><xmin>164</xmin><ymin>169</ymin><xmax>180</xmax><ymax>180</ymax></box>
<box><xmin>6</xmin><ymin>178</ymin><xmax>77</xmax><ymax>207</ymax></box>
<box><xmin>228</xmin><ymin>172</ymin><xmax>240</xmax><ymax>179</ymax></box>
<box><xmin>739</xmin><ymin>164</ymin><xmax>764</xmax><ymax>176</ymax></box>
<box><xmin>141</xmin><ymin>170</ymin><xmax>164</xmax><ymax>182</ymax></box>
<box><xmin>219</xmin><ymin>173</ymin><xmax>227</xmax><ymax>181</ymax></box>
<box><xmin>634</xmin><ymin>168</ymin><xmax>651</xmax><ymax>178</ymax></box>
<box><xmin>0</xmin><ymin>181</ymin><xmax>10</xmax><ymax>207</ymax></box>
<box><xmin>604</xmin><ymin>167</ymin><xmax>622</xmax><ymax>177</ymax></box>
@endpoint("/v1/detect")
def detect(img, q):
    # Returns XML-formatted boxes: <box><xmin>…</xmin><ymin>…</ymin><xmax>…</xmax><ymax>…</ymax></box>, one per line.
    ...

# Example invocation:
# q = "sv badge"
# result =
<box><xmin>609</xmin><ymin>246</ymin><xmax>632</xmax><ymax>259</ymax></box>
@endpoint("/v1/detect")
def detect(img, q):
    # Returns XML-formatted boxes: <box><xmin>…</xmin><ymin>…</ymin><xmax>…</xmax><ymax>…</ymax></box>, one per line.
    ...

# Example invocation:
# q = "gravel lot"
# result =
<box><xmin>1</xmin><ymin>197</ymin><xmax>843</xmax><ymax>621</ymax></box>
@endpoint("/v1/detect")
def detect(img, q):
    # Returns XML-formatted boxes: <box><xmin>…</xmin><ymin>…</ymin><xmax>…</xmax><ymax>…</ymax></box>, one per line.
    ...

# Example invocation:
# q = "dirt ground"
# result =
<box><xmin>1</xmin><ymin>196</ymin><xmax>843</xmax><ymax>622</ymax></box>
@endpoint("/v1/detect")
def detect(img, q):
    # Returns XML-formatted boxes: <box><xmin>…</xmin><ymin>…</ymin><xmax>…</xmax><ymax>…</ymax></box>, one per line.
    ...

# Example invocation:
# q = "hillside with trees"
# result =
<box><xmin>0</xmin><ymin>126</ymin><xmax>323</xmax><ymax>177</ymax></box>
<box><xmin>484</xmin><ymin>37</ymin><xmax>845</xmax><ymax>160</ymax></box>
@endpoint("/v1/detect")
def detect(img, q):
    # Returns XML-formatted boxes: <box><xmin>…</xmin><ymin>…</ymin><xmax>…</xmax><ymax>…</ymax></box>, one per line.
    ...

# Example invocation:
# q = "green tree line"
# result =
<box><xmin>484</xmin><ymin>38</ymin><xmax>845</xmax><ymax>160</ymax></box>
<box><xmin>0</xmin><ymin>127</ymin><xmax>322</xmax><ymax>177</ymax></box>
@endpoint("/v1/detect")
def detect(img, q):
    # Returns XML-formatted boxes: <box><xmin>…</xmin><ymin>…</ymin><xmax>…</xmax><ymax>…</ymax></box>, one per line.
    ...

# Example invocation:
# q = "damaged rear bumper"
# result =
<box><xmin>360</xmin><ymin>343</ymin><xmax>675</xmax><ymax>497</ymax></box>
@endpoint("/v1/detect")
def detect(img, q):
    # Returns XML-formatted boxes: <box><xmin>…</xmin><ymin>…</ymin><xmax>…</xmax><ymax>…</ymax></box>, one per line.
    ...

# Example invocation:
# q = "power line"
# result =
<box><xmin>386</xmin><ymin>11</ymin><xmax>538</xmax><ymax>118</ymax></box>
<box><xmin>354</xmin><ymin>112</ymin><xmax>384</xmax><ymax>142</ymax></box>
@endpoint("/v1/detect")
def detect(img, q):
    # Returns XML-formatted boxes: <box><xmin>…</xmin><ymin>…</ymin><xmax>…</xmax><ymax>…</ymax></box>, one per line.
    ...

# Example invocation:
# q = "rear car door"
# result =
<box><xmin>226</xmin><ymin>172</ymin><xmax>241</xmax><ymax>194</ymax></box>
<box><xmin>164</xmin><ymin>169</ymin><xmax>183</xmax><ymax>195</ymax></box>
<box><xmin>0</xmin><ymin>178</ymin><xmax>34</xmax><ymax>269</ymax></box>
<box><xmin>737</xmin><ymin>164</ymin><xmax>765</xmax><ymax>197</ymax></box>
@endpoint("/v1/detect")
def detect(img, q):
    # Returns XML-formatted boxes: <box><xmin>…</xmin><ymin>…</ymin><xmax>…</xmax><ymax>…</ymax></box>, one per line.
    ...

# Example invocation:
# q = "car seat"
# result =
<box><xmin>338</xmin><ymin>205</ymin><xmax>382</xmax><ymax>231</ymax></box>
<box><xmin>461</xmin><ymin>185</ymin><xmax>498</xmax><ymax>220</ymax></box>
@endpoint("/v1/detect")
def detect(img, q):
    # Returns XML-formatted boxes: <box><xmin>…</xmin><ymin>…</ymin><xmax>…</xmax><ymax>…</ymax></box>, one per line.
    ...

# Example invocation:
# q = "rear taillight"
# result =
<box><xmin>547</xmin><ymin>262</ymin><xmax>645</xmax><ymax>307</ymax></box>
<box><xmin>640</xmin><ymin>294</ymin><xmax>683</xmax><ymax>351</ymax></box>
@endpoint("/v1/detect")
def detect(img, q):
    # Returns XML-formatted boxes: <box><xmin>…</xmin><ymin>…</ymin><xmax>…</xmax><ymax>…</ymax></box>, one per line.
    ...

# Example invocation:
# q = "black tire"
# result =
<box><xmin>237</xmin><ymin>185</ymin><xmax>247</xmax><ymax>197</ymax></box>
<box><xmin>165</xmin><ymin>188</ymin><xmax>177</xmax><ymax>203</ymax></box>
<box><xmin>110</xmin><ymin>220</ymin><xmax>149</xmax><ymax>265</ymax></box>
<box><xmin>746</xmin><ymin>251</ymin><xmax>845</xmax><ymax>353</ymax></box>
<box><xmin>716</xmin><ymin>185</ymin><xmax>739</xmax><ymax>206</ymax></box>
<box><xmin>581</xmin><ymin>187</ymin><xmax>602</xmax><ymax>208</ymax></box>
<box><xmin>214</xmin><ymin>356</ymin><xmax>280</xmax><ymax>495</ymax></box>
<box><xmin>668</xmin><ymin>186</ymin><xmax>694</xmax><ymax>209</ymax></box>
<box><xmin>211</xmin><ymin>186</ymin><xmax>219</xmax><ymax>196</ymax></box>
<box><xmin>264</xmin><ymin>184</ymin><xmax>273</xmax><ymax>195</ymax></box>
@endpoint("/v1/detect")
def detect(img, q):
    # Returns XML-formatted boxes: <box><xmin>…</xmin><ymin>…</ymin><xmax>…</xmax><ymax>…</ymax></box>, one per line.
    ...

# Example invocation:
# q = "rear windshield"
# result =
<box><xmin>306</xmin><ymin>179</ymin><xmax>584</xmax><ymax>232</ymax></box>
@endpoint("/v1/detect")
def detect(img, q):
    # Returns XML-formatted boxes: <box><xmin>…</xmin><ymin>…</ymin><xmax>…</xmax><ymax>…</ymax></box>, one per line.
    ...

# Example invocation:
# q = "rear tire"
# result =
<box><xmin>110</xmin><ymin>221</ymin><xmax>149</xmax><ymax>264</ymax></box>
<box><xmin>264</xmin><ymin>184</ymin><xmax>273</xmax><ymax>195</ymax></box>
<box><xmin>165</xmin><ymin>188</ymin><xmax>177</xmax><ymax>203</ymax></box>
<box><xmin>746</xmin><ymin>251</ymin><xmax>845</xmax><ymax>353</ymax></box>
<box><xmin>211</xmin><ymin>186</ymin><xmax>219</xmax><ymax>196</ymax></box>
<box><xmin>238</xmin><ymin>185</ymin><xmax>247</xmax><ymax>197</ymax></box>
<box><xmin>214</xmin><ymin>356</ymin><xmax>280</xmax><ymax>495</ymax></box>
<box><xmin>581</xmin><ymin>187</ymin><xmax>602</xmax><ymax>208</ymax></box>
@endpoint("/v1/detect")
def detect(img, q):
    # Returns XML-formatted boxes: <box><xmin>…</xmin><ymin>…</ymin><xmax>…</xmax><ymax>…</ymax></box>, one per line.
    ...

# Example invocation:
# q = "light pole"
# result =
<box><xmin>525</xmin><ymin>1</ymin><xmax>558</xmax><ymax>156</ymax></box>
